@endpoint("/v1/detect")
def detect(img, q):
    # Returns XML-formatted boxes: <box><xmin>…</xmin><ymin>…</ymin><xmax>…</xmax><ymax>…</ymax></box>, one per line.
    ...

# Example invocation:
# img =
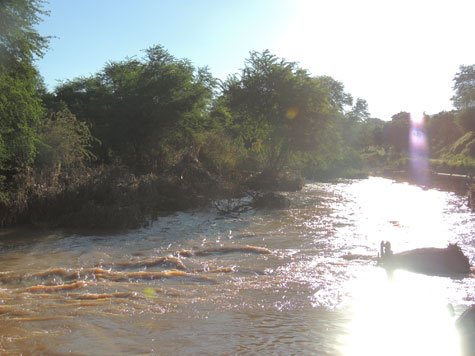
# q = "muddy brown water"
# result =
<box><xmin>1</xmin><ymin>177</ymin><xmax>474</xmax><ymax>355</ymax></box>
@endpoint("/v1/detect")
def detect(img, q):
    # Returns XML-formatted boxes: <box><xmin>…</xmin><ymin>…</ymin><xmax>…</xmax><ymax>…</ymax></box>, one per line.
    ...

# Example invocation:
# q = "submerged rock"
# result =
<box><xmin>378</xmin><ymin>241</ymin><xmax>471</xmax><ymax>277</ymax></box>
<box><xmin>457</xmin><ymin>305</ymin><xmax>475</xmax><ymax>334</ymax></box>
<box><xmin>252</xmin><ymin>192</ymin><xmax>291</xmax><ymax>210</ymax></box>
<box><xmin>456</xmin><ymin>305</ymin><xmax>475</xmax><ymax>356</ymax></box>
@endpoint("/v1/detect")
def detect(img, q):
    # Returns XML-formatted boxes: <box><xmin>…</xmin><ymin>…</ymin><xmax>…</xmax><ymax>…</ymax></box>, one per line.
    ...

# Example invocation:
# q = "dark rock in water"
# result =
<box><xmin>378</xmin><ymin>241</ymin><xmax>471</xmax><ymax>277</ymax></box>
<box><xmin>275</xmin><ymin>172</ymin><xmax>305</xmax><ymax>192</ymax></box>
<box><xmin>252</xmin><ymin>192</ymin><xmax>290</xmax><ymax>210</ymax></box>
<box><xmin>456</xmin><ymin>306</ymin><xmax>475</xmax><ymax>356</ymax></box>
<box><xmin>457</xmin><ymin>306</ymin><xmax>475</xmax><ymax>333</ymax></box>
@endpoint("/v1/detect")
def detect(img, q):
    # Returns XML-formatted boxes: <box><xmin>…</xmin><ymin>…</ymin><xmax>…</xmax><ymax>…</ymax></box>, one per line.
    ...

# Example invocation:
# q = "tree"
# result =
<box><xmin>0</xmin><ymin>0</ymin><xmax>49</xmax><ymax>177</ymax></box>
<box><xmin>426</xmin><ymin>111</ymin><xmax>462</xmax><ymax>155</ymax></box>
<box><xmin>452</xmin><ymin>65</ymin><xmax>475</xmax><ymax>110</ymax></box>
<box><xmin>383</xmin><ymin>112</ymin><xmax>411</xmax><ymax>153</ymax></box>
<box><xmin>347</xmin><ymin>98</ymin><xmax>370</xmax><ymax>122</ymax></box>
<box><xmin>0</xmin><ymin>0</ymin><xmax>49</xmax><ymax>64</ymax></box>
<box><xmin>315</xmin><ymin>75</ymin><xmax>353</xmax><ymax>111</ymax></box>
<box><xmin>221</xmin><ymin>50</ymin><xmax>342</xmax><ymax>174</ymax></box>
<box><xmin>55</xmin><ymin>45</ymin><xmax>215</xmax><ymax>170</ymax></box>
<box><xmin>338</xmin><ymin>98</ymin><xmax>370</xmax><ymax>148</ymax></box>
<box><xmin>356</xmin><ymin>117</ymin><xmax>385</xmax><ymax>150</ymax></box>
<box><xmin>35</xmin><ymin>108</ymin><xmax>94</xmax><ymax>168</ymax></box>
<box><xmin>456</xmin><ymin>106</ymin><xmax>475</xmax><ymax>133</ymax></box>
<box><xmin>0</xmin><ymin>63</ymin><xmax>43</xmax><ymax>171</ymax></box>
<box><xmin>451</xmin><ymin>65</ymin><xmax>475</xmax><ymax>134</ymax></box>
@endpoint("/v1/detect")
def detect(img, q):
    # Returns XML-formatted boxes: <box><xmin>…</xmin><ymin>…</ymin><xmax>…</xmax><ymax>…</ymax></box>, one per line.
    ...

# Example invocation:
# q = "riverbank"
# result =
<box><xmin>0</xmin><ymin>164</ymin><xmax>232</xmax><ymax>230</ymax></box>
<box><xmin>378</xmin><ymin>169</ymin><xmax>473</xmax><ymax>194</ymax></box>
<box><xmin>3</xmin><ymin>156</ymin><xmax>474</xmax><ymax>231</ymax></box>
<box><xmin>0</xmin><ymin>159</ymin><xmax>306</xmax><ymax>230</ymax></box>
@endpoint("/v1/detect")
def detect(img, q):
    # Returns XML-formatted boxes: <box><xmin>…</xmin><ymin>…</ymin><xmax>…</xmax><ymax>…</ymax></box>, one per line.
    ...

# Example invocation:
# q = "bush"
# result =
<box><xmin>456</xmin><ymin>107</ymin><xmax>475</xmax><ymax>132</ymax></box>
<box><xmin>198</xmin><ymin>132</ymin><xmax>247</xmax><ymax>176</ymax></box>
<box><xmin>361</xmin><ymin>150</ymin><xmax>386</xmax><ymax>167</ymax></box>
<box><xmin>462</xmin><ymin>138</ymin><xmax>475</xmax><ymax>157</ymax></box>
<box><xmin>449</xmin><ymin>131</ymin><xmax>475</xmax><ymax>156</ymax></box>
<box><xmin>35</xmin><ymin>109</ymin><xmax>94</xmax><ymax>168</ymax></box>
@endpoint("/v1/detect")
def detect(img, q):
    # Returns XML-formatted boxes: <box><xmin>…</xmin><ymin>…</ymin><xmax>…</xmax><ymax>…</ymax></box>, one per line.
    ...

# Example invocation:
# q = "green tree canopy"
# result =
<box><xmin>426</xmin><ymin>111</ymin><xmax>462</xmax><ymax>155</ymax></box>
<box><xmin>0</xmin><ymin>0</ymin><xmax>48</xmax><ymax>177</ymax></box>
<box><xmin>315</xmin><ymin>75</ymin><xmax>353</xmax><ymax>112</ymax></box>
<box><xmin>383</xmin><ymin>112</ymin><xmax>411</xmax><ymax>153</ymax></box>
<box><xmin>221</xmin><ymin>50</ymin><xmax>345</xmax><ymax>173</ymax></box>
<box><xmin>347</xmin><ymin>98</ymin><xmax>370</xmax><ymax>123</ymax></box>
<box><xmin>355</xmin><ymin>117</ymin><xmax>385</xmax><ymax>150</ymax></box>
<box><xmin>0</xmin><ymin>0</ymin><xmax>49</xmax><ymax>64</ymax></box>
<box><xmin>35</xmin><ymin>108</ymin><xmax>94</xmax><ymax>168</ymax></box>
<box><xmin>451</xmin><ymin>65</ymin><xmax>475</xmax><ymax>133</ymax></box>
<box><xmin>452</xmin><ymin>65</ymin><xmax>475</xmax><ymax>110</ymax></box>
<box><xmin>54</xmin><ymin>45</ymin><xmax>216</xmax><ymax>170</ymax></box>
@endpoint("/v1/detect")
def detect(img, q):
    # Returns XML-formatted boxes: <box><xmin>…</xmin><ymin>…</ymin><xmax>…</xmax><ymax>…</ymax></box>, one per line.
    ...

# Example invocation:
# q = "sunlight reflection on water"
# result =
<box><xmin>341</xmin><ymin>269</ymin><xmax>460</xmax><ymax>356</ymax></box>
<box><xmin>344</xmin><ymin>177</ymin><xmax>456</xmax><ymax>249</ymax></box>
<box><xmin>0</xmin><ymin>177</ymin><xmax>473</xmax><ymax>355</ymax></box>
<box><xmin>326</xmin><ymin>177</ymin><xmax>469</xmax><ymax>356</ymax></box>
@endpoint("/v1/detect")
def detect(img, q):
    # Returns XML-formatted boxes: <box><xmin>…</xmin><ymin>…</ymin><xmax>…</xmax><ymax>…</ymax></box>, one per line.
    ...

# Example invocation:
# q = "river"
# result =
<box><xmin>0</xmin><ymin>176</ymin><xmax>474</xmax><ymax>355</ymax></box>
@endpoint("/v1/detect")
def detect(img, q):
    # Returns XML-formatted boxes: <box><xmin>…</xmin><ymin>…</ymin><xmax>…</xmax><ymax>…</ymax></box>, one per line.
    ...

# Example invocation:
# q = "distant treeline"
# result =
<box><xmin>1</xmin><ymin>0</ymin><xmax>475</xmax><ymax>227</ymax></box>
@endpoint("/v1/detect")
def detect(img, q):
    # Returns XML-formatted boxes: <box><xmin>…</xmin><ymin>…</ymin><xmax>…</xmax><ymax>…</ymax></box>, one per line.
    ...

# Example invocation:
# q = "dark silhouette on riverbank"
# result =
<box><xmin>378</xmin><ymin>241</ymin><xmax>471</xmax><ymax>277</ymax></box>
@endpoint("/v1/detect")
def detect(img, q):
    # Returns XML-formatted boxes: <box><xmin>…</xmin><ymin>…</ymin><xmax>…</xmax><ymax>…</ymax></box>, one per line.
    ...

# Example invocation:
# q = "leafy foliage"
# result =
<box><xmin>347</xmin><ymin>98</ymin><xmax>370</xmax><ymax>122</ymax></box>
<box><xmin>0</xmin><ymin>0</ymin><xmax>48</xmax><ymax>178</ymax></box>
<box><xmin>456</xmin><ymin>107</ymin><xmax>475</xmax><ymax>133</ymax></box>
<box><xmin>426</xmin><ymin>111</ymin><xmax>462</xmax><ymax>155</ymax></box>
<box><xmin>221</xmin><ymin>50</ymin><xmax>344</xmax><ymax>173</ymax></box>
<box><xmin>355</xmin><ymin>117</ymin><xmax>385</xmax><ymax>150</ymax></box>
<box><xmin>451</xmin><ymin>65</ymin><xmax>475</xmax><ymax>134</ymax></box>
<box><xmin>35</xmin><ymin>108</ymin><xmax>94</xmax><ymax>168</ymax></box>
<box><xmin>383</xmin><ymin>112</ymin><xmax>411</xmax><ymax>153</ymax></box>
<box><xmin>447</xmin><ymin>131</ymin><xmax>475</xmax><ymax>156</ymax></box>
<box><xmin>452</xmin><ymin>65</ymin><xmax>475</xmax><ymax>110</ymax></box>
<box><xmin>0</xmin><ymin>0</ymin><xmax>49</xmax><ymax>64</ymax></box>
<box><xmin>55</xmin><ymin>45</ymin><xmax>215</xmax><ymax>171</ymax></box>
<box><xmin>197</xmin><ymin>132</ymin><xmax>247</xmax><ymax>176</ymax></box>
<box><xmin>0</xmin><ymin>63</ymin><xmax>43</xmax><ymax>171</ymax></box>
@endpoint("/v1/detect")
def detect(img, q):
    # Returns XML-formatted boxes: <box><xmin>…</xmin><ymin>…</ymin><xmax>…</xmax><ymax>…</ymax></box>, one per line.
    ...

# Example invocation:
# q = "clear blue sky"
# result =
<box><xmin>36</xmin><ymin>0</ymin><xmax>475</xmax><ymax>121</ymax></box>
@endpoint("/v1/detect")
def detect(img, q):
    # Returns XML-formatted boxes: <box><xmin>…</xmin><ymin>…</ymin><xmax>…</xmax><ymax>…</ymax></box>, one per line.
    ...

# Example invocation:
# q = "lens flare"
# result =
<box><xmin>409</xmin><ymin>111</ymin><xmax>429</xmax><ymax>186</ymax></box>
<box><xmin>286</xmin><ymin>106</ymin><xmax>299</xmax><ymax>119</ymax></box>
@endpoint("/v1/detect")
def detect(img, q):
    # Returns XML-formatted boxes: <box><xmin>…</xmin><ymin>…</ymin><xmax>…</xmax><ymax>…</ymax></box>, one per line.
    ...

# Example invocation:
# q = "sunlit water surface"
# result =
<box><xmin>0</xmin><ymin>177</ymin><xmax>474</xmax><ymax>355</ymax></box>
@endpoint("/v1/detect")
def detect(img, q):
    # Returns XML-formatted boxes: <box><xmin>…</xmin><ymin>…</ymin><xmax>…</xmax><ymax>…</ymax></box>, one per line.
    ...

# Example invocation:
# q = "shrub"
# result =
<box><xmin>35</xmin><ymin>109</ymin><xmax>94</xmax><ymax>168</ymax></box>
<box><xmin>198</xmin><ymin>132</ymin><xmax>246</xmax><ymax>176</ymax></box>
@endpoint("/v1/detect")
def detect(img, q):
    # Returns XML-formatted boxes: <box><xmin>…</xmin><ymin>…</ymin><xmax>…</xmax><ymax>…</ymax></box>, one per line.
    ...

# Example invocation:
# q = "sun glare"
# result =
<box><xmin>410</xmin><ymin>111</ymin><xmax>425</xmax><ymax>126</ymax></box>
<box><xmin>348</xmin><ymin>178</ymin><xmax>450</xmax><ymax>249</ymax></box>
<box><xmin>408</xmin><ymin>111</ymin><xmax>429</xmax><ymax>186</ymax></box>
<box><xmin>341</xmin><ymin>270</ymin><xmax>461</xmax><ymax>356</ymax></box>
<box><xmin>339</xmin><ymin>178</ymin><xmax>464</xmax><ymax>355</ymax></box>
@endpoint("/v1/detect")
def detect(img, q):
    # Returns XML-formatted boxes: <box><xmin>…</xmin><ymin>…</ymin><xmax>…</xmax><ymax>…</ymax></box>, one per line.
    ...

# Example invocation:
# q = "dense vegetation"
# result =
<box><xmin>1</xmin><ymin>0</ymin><xmax>475</xmax><ymax>228</ymax></box>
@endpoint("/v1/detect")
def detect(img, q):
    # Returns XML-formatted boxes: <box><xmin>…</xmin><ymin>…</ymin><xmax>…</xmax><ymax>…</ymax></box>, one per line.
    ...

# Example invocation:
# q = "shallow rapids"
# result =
<box><xmin>1</xmin><ymin>177</ymin><xmax>474</xmax><ymax>355</ymax></box>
